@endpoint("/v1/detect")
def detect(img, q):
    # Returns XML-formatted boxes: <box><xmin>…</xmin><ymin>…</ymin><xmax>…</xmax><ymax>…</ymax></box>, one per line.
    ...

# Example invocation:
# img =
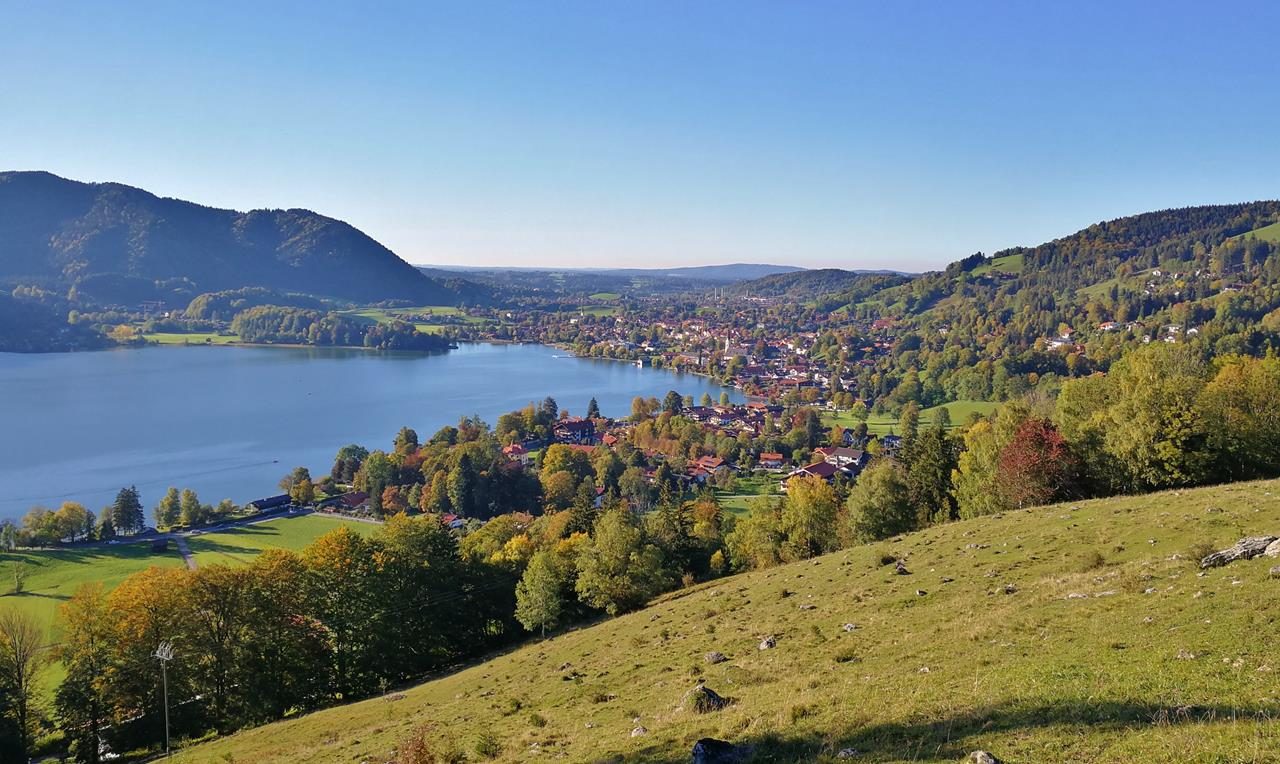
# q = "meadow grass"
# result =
<box><xmin>824</xmin><ymin>400</ymin><xmax>998</xmax><ymax>434</ymax></box>
<box><xmin>143</xmin><ymin>332</ymin><xmax>241</xmax><ymax>345</ymax></box>
<box><xmin>1230</xmin><ymin>221</ymin><xmax>1280</xmax><ymax>244</ymax></box>
<box><xmin>970</xmin><ymin>252</ymin><xmax>1024</xmax><ymax>276</ymax></box>
<box><xmin>176</xmin><ymin>479</ymin><xmax>1280</xmax><ymax>763</ymax></box>
<box><xmin>187</xmin><ymin>514</ymin><xmax>378</xmax><ymax>567</ymax></box>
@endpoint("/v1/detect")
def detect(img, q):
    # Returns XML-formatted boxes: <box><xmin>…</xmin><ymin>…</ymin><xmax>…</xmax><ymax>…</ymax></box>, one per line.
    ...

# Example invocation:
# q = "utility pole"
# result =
<box><xmin>154</xmin><ymin>641</ymin><xmax>175</xmax><ymax>757</ymax></box>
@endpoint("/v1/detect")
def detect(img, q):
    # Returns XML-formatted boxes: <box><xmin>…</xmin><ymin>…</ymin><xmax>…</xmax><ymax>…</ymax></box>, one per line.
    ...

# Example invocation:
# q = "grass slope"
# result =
<box><xmin>178</xmin><ymin>479</ymin><xmax>1280</xmax><ymax>763</ymax></box>
<box><xmin>0</xmin><ymin>543</ymin><xmax>184</xmax><ymax>636</ymax></box>
<box><xmin>188</xmin><ymin>515</ymin><xmax>378</xmax><ymax>567</ymax></box>
<box><xmin>825</xmin><ymin>401</ymin><xmax>998</xmax><ymax>434</ymax></box>
<box><xmin>1230</xmin><ymin>221</ymin><xmax>1280</xmax><ymax>245</ymax></box>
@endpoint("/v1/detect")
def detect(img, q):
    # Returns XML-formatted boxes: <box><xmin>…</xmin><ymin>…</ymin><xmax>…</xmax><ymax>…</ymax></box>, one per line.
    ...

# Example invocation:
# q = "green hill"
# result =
<box><xmin>0</xmin><ymin>171</ymin><xmax>488</xmax><ymax>305</ymax></box>
<box><xmin>176</xmin><ymin>479</ymin><xmax>1280</xmax><ymax>763</ymax></box>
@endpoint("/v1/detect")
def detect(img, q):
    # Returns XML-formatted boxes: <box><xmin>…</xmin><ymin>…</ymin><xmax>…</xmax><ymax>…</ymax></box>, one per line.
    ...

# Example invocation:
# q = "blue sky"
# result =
<box><xmin>3</xmin><ymin>1</ymin><xmax>1278</xmax><ymax>270</ymax></box>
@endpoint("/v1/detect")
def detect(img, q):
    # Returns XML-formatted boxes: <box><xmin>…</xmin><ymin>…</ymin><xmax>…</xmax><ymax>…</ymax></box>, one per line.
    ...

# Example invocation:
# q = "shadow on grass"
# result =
<box><xmin>619</xmin><ymin>699</ymin><xmax>1278</xmax><ymax>762</ymax></box>
<box><xmin>0</xmin><ymin>591</ymin><xmax>70</xmax><ymax>601</ymax></box>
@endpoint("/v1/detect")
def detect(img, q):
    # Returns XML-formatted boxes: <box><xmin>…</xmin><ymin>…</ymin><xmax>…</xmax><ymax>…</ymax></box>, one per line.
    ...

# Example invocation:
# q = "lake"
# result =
<box><xmin>0</xmin><ymin>343</ymin><xmax>741</xmax><ymax>523</ymax></box>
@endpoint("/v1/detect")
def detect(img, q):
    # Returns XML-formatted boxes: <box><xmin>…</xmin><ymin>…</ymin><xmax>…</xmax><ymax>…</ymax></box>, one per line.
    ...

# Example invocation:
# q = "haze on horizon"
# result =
<box><xmin>3</xmin><ymin>1</ymin><xmax>1279</xmax><ymax>272</ymax></box>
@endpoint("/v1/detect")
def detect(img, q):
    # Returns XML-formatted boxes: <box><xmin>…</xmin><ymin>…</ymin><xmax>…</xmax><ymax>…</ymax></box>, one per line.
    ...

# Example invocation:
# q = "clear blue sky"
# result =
<box><xmin>3</xmin><ymin>1</ymin><xmax>1278</xmax><ymax>271</ymax></box>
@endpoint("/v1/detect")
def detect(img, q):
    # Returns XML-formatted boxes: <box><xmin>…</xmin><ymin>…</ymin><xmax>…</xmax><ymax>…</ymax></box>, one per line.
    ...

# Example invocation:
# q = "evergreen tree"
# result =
<box><xmin>111</xmin><ymin>485</ymin><xmax>144</xmax><ymax>534</ymax></box>
<box><xmin>586</xmin><ymin>397</ymin><xmax>601</xmax><ymax>419</ymax></box>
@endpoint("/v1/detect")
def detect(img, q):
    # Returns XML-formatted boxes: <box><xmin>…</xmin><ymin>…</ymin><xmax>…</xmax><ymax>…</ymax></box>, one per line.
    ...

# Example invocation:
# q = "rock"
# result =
<box><xmin>705</xmin><ymin>651</ymin><xmax>728</xmax><ymax>664</ymax></box>
<box><xmin>631</xmin><ymin>726</ymin><xmax>647</xmax><ymax>737</ymax></box>
<box><xmin>966</xmin><ymin>752</ymin><xmax>1002</xmax><ymax>764</ymax></box>
<box><xmin>1270</xmin><ymin>566</ymin><xmax>1280</xmax><ymax>580</ymax></box>
<box><xmin>1200</xmin><ymin>536</ymin><xmax>1279</xmax><ymax>568</ymax></box>
<box><xmin>759</xmin><ymin>635</ymin><xmax>776</xmax><ymax>650</ymax></box>
<box><xmin>684</xmin><ymin>684</ymin><xmax>730</xmax><ymax>713</ymax></box>
<box><xmin>1177</xmin><ymin>649</ymin><xmax>1197</xmax><ymax>660</ymax></box>
<box><xmin>1002</xmin><ymin>583</ymin><xmax>1017</xmax><ymax>595</ymax></box>
<box><xmin>798</xmin><ymin>603</ymin><xmax>816</xmax><ymax>610</ymax></box>
<box><xmin>916</xmin><ymin>589</ymin><xmax>928</xmax><ymax>596</ymax></box>
<box><xmin>842</xmin><ymin>622</ymin><xmax>858</xmax><ymax>632</ymax></box>
<box><xmin>1265</xmin><ymin>539</ymin><xmax>1280</xmax><ymax>558</ymax></box>
<box><xmin>691</xmin><ymin>738</ymin><xmax>754</xmax><ymax>764</ymax></box>
<box><xmin>836</xmin><ymin>748</ymin><xmax>858</xmax><ymax>758</ymax></box>
<box><xmin>1065</xmin><ymin>592</ymin><xmax>1088</xmax><ymax>599</ymax></box>
<box><xmin>941</xmin><ymin>577</ymin><xmax>954</xmax><ymax>584</ymax></box>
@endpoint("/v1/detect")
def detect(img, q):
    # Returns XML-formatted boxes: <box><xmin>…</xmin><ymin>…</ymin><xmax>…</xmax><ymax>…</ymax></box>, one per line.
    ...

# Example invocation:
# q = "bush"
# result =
<box><xmin>473</xmin><ymin>730</ymin><xmax>502</xmax><ymax>759</ymax></box>
<box><xmin>396</xmin><ymin>724</ymin><xmax>465</xmax><ymax>764</ymax></box>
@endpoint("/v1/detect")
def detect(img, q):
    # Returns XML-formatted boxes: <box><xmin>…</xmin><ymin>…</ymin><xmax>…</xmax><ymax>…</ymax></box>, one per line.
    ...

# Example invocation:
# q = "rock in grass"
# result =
<box><xmin>759</xmin><ymin>635</ymin><xmax>776</xmax><ymax>650</ymax></box>
<box><xmin>1270</xmin><ymin>566</ymin><xmax>1280</xmax><ymax>580</ymax></box>
<box><xmin>631</xmin><ymin>726</ymin><xmax>648</xmax><ymax>737</ymax></box>
<box><xmin>966</xmin><ymin>752</ymin><xmax>1002</xmax><ymax>764</ymax></box>
<box><xmin>691</xmin><ymin>737</ymin><xmax>753</xmax><ymax>763</ymax></box>
<box><xmin>705</xmin><ymin>651</ymin><xmax>728</xmax><ymax>664</ymax></box>
<box><xmin>684</xmin><ymin>684</ymin><xmax>731</xmax><ymax>713</ymax></box>
<box><xmin>1265</xmin><ymin>539</ymin><xmax>1280</xmax><ymax>558</ymax></box>
<box><xmin>1199</xmin><ymin>536</ymin><xmax>1278</xmax><ymax>568</ymax></box>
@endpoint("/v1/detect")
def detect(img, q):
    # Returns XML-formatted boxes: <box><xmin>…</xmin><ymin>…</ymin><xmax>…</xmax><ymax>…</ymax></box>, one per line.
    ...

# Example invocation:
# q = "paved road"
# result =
<box><xmin>171</xmin><ymin>535</ymin><xmax>197</xmax><ymax>570</ymax></box>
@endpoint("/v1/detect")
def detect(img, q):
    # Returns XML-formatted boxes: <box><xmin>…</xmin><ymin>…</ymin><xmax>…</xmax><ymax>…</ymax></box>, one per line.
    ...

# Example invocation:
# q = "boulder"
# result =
<box><xmin>705</xmin><ymin>651</ymin><xmax>728</xmax><ymax>664</ymax></box>
<box><xmin>1200</xmin><ymin>536</ymin><xmax>1278</xmax><ymax>568</ymax></box>
<box><xmin>759</xmin><ymin>635</ymin><xmax>777</xmax><ymax>650</ymax></box>
<box><xmin>966</xmin><ymin>752</ymin><xmax>1001</xmax><ymax>764</ymax></box>
<box><xmin>631</xmin><ymin>726</ymin><xmax>648</xmax><ymax>737</ymax></box>
<box><xmin>1265</xmin><ymin>539</ymin><xmax>1280</xmax><ymax>558</ymax></box>
<box><xmin>1270</xmin><ymin>566</ymin><xmax>1280</xmax><ymax>580</ymax></box>
<box><xmin>691</xmin><ymin>738</ymin><xmax>753</xmax><ymax>764</ymax></box>
<box><xmin>684</xmin><ymin>684</ymin><xmax>731</xmax><ymax>713</ymax></box>
<box><xmin>895</xmin><ymin>560</ymin><xmax>911</xmax><ymax>575</ymax></box>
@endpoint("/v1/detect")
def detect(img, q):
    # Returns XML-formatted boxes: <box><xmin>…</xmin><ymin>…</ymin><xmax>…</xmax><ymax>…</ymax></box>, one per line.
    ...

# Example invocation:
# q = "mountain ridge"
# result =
<box><xmin>0</xmin><ymin>171</ymin><xmax>487</xmax><ymax>305</ymax></box>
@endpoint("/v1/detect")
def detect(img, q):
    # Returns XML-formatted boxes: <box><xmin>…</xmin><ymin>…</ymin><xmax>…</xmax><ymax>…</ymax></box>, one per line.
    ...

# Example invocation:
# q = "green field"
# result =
<box><xmin>179</xmin><ymin>479</ymin><xmax>1280</xmax><ymax>763</ymax></box>
<box><xmin>187</xmin><ymin>515</ymin><xmax>379</xmax><ymax>567</ymax></box>
<box><xmin>824</xmin><ymin>400</ymin><xmax>999</xmax><ymax>434</ymax></box>
<box><xmin>589</xmin><ymin>292</ymin><xmax>621</xmax><ymax>301</ymax></box>
<box><xmin>715</xmin><ymin>472</ymin><xmax>783</xmax><ymax>516</ymax></box>
<box><xmin>970</xmin><ymin>252</ymin><xmax>1024</xmax><ymax>276</ymax></box>
<box><xmin>143</xmin><ymin>332</ymin><xmax>241</xmax><ymax>345</ymax></box>
<box><xmin>576</xmin><ymin>305</ymin><xmax>619</xmax><ymax>317</ymax></box>
<box><xmin>0</xmin><ymin>542</ymin><xmax>185</xmax><ymax>637</ymax></box>
<box><xmin>1230</xmin><ymin>221</ymin><xmax>1280</xmax><ymax>244</ymax></box>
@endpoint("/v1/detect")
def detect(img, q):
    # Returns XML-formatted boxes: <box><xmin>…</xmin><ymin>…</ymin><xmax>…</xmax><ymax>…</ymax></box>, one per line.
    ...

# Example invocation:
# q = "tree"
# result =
<box><xmin>699</xmin><ymin>392</ymin><xmax>713</xmax><ymax>407</ymax></box>
<box><xmin>290</xmin><ymin>478</ymin><xmax>316</xmax><ymax>506</ymax></box>
<box><xmin>719</xmin><ymin>391</ymin><xmax>731</xmax><ymax>406</ymax></box>
<box><xmin>180</xmin><ymin>488</ymin><xmax>206</xmax><ymax>526</ymax></box>
<box><xmin>724</xmin><ymin>497</ymin><xmax>783</xmax><ymax>571</ymax></box>
<box><xmin>662</xmin><ymin>390</ymin><xmax>684</xmax><ymax>414</ymax></box>
<box><xmin>540</xmin><ymin>444</ymin><xmax>594</xmax><ymax>483</ymax></box>
<box><xmin>447</xmin><ymin>453</ymin><xmax>477</xmax><ymax>517</ymax></box>
<box><xmin>9</xmin><ymin>562</ymin><xmax>28</xmax><ymax>595</ymax></box>
<box><xmin>96</xmin><ymin>511</ymin><xmax>116</xmax><ymax>541</ymax></box>
<box><xmin>779</xmin><ymin>475</ymin><xmax>840</xmax><ymax>559</ymax></box>
<box><xmin>0</xmin><ymin>608</ymin><xmax>45</xmax><ymax>757</ymax></box>
<box><xmin>575</xmin><ymin>509</ymin><xmax>667</xmax><ymax>615</ymax></box>
<box><xmin>279</xmin><ymin>466</ymin><xmax>312</xmax><ymax>493</ymax></box>
<box><xmin>393</xmin><ymin>426</ymin><xmax>420</xmax><ymax>455</ymax></box>
<box><xmin>585</xmin><ymin>397</ymin><xmax>601</xmax><ymax>419</ymax></box>
<box><xmin>996</xmin><ymin>418</ymin><xmax>1076</xmax><ymax>508</ymax></box>
<box><xmin>111</xmin><ymin>486</ymin><xmax>144</xmax><ymax>535</ymax></box>
<box><xmin>56</xmin><ymin>584</ymin><xmax>114</xmax><ymax>764</ymax></box>
<box><xmin>330</xmin><ymin>444</ymin><xmax>369</xmax><ymax>484</ymax></box>
<box><xmin>846</xmin><ymin>461</ymin><xmax>916</xmax><ymax>542</ymax></box>
<box><xmin>156</xmin><ymin>487</ymin><xmax>181</xmax><ymax>529</ymax></box>
<box><xmin>905</xmin><ymin>421</ymin><xmax>958</xmax><ymax>525</ymax></box>
<box><xmin>1198</xmin><ymin>355</ymin><xmax>1280</xmax><ymax>480</ymax></box>
<box><xmin>515</xmin><ymin>551</ymin><xmax>564</xmax><ymax>636</ymax></box>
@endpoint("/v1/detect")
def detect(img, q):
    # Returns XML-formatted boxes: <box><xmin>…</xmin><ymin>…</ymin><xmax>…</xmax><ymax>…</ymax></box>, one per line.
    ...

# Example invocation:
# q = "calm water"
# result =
<box><xmin>0</xmin><ymin>343</ymin><xmax>740</xmax><ymax>523</ymax></box>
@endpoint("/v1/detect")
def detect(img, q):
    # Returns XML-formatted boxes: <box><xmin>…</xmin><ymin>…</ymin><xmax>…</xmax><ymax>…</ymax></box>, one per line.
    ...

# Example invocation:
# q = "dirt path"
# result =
<box><xmin>172</xmin><ymin>535</ymin><xmax>197</xmax><ymax>570</ymax></box>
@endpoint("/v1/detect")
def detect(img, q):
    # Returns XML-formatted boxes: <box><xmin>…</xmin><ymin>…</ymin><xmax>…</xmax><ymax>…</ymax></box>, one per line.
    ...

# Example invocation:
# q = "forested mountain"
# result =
<box><xmin>0</xmin><ymin>171</ymin><xmax>489</xmax><ymax>305</ymax></box>
<box><xmin>0</xmin><ymin>292</ymin><xmax>106</xmax><ymax>352</ymax></box>
<box><xmin>728</xmin><ymin>268</ymin><xmax>909</xmax><ymax>299</ymax></box>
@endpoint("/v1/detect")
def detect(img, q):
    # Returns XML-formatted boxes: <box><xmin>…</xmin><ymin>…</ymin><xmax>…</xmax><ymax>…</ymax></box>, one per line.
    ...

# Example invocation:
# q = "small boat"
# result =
<box><xmin>634</xmin><ymin>359</ymin><xmax>644</xmax><ymax>368</ymax></box>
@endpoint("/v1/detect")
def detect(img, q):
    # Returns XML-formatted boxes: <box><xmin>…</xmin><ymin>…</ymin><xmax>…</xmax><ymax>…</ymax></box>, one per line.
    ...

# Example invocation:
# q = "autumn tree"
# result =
<box><xmin>155</xmin><ymin>487</ymin><xmax>181</xmax><ymax>528</ymax></box>
<box><xmin>996</xmin><ymin>418</ymin><xmax>1076</xmax><ymax>508</ymax></box>
<box><xmin>575</xmin><ymin>508</ymin><xmax>667</xmax><ymax>615</ymax></box>
<box><xmin>779</xmin><ymin>475</ymin><xmax>840</xmax><ymax>559</ymax></box>
<box><xmin>0</xmin><ymin>607</ymin><xmax>45</xmax><ymax>758</ymax></box>
<box><xmin>56</xmin><ymin>585</ymin><xmax>114</xmax><ymax>764</ymax></box>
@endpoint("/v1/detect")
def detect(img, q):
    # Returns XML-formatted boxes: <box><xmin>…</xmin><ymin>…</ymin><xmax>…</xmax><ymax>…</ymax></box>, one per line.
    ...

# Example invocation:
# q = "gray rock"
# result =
<box><xmin>1200</xmin><ymin>536</ymin><xmax>1279</xmax><ymax>568</ymax></box>
<box><xmin>837</xmin><ymin>748</ymin><xmax>858</xmax><ymax>758</ymax></box>
<box><xmin>1002</xmin><ymin>583</ymin><xmax>1017</xmax><ymax>595</ymax></box>
<box><xmin>895</xmin><ymin>560</ymin><xmax>911</xmax><ymax>575</ymax></box>
<box><xmin>759</xmin><ymin>635</ymin><xmax>776</xmax><ymax>650</ymax></box>
<box><xmin>842</xmin><ymin>622</ymin><xmax>858</xmax><ymax>632</ymax></box>
<box><xmin>966</xmin><ymin>752</ymin><xmax>1002</xmax><ymax>764</ymax></box>
<box><xmin>691</xmin><ymin>738</ymin><xmax>753</xmax><ymax>764</ymax></box>
<box><xmin>1270</xmin><ymin>566</ymin><xmax>1280</xmax><ymax>580</ymax></box>
<box><xmin>631</xmin><ymin>726</ymin><xmax>648</xmax><ymax>737</ymax></box>
<box><xmin>705</xmin><ymin>651</ymin><xmax>728</xmax><ymax>664</ymax></box>
<box><xmin>684</xmin><ymin>684</ymin><xmax>730</xmax><ymax>713</ymax></box>
<box><xmin>1264</xmin><ymin>539</ymin><xmax>1280</xmax><ymax>558</ymax></box>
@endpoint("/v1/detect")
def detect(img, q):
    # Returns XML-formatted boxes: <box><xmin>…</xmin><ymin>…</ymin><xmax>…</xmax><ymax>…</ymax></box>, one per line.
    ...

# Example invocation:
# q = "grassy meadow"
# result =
<box><xmin>187</xmin><ymin>515</ymin><xmax>378</xmax><ymax>567</ymax></box>
<box><xmin>824</xmin><ymin>400</ymin><xmax>998</xmax><ymax>434</ymax></box>
<box><xmin>143</xmin><ymin>332</ymin><xmax>241</xmax><ymax>345</ymax></box>
<box><xmin>176</xmin><ymin>479</ymin><xmax>1280</xmax><ymax>763</ymax></box>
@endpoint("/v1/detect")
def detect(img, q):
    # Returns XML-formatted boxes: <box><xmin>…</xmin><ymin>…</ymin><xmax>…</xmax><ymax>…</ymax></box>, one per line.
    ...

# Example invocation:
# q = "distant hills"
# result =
<box><xmin>424</xmin><ymin>262</ymin><xmax>805</xmax><ymax>283</ymax></box>
<box><xmin>0</xmin><ymin>171</ymin><xmax>487</xmax><ymax>305</ymax></box>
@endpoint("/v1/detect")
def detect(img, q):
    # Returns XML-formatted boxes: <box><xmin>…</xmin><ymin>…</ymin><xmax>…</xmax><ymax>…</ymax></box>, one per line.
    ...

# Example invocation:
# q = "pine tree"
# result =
<box><xmin>111</xmin><ymin>485</ymin><xmax>144</xmax><ymax>534</ymax></box>
<box><xmin>586</xmin><ymin>397</ymin><xmax>601</xmax><ymax>419</ymax></box>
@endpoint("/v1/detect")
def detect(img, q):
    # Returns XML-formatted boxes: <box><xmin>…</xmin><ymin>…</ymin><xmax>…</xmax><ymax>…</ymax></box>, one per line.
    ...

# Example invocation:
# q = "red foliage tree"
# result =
<box><xmin>997</xmin><ymin>418</ymin><xmax>1076</xmax><ymax>509</ymax></box>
